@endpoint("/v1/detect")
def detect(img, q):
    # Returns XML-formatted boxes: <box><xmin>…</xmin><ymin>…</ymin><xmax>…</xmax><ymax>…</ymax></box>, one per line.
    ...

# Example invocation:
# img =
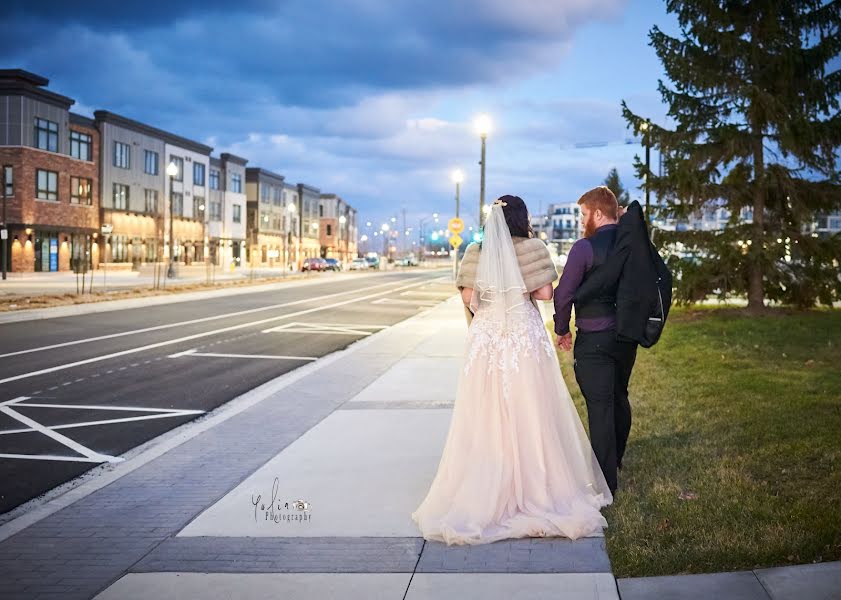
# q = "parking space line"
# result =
<box><xmin>0</xmin><ymin>397</ymin><xmax>122</xmax><ymax>463</ymax></box>
<box><xmin>262</xmin><ymin>322</ymin><xmax>390</xmax><ymax>336</ymax></box>
<box><xmin>168</xmin><ymin>349</ymin><xmax>317</xmax><ymax>361</ymax></box>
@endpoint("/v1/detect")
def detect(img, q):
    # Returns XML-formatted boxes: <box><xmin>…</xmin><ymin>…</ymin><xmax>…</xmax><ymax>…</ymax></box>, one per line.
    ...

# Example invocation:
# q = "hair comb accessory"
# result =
<box><xmin>492</xmin><ymin>199</ymin><xmax>508</xmax><ymax>207</ymax></box>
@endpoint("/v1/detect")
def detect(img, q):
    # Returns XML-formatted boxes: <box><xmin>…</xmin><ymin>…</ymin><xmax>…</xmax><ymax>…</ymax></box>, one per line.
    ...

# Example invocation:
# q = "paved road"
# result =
<box><xmin>0</xmin><ymin>268</ymin><xmax>454</xmax><ymax>515</ymax></box>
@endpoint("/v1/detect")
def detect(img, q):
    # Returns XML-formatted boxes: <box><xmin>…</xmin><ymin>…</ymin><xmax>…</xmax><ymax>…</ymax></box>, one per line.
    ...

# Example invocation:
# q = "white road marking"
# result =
<box><xmin>0</xmin><ymin>397</ymin><xmax>121</xmax><ymax>463</ymax></box>
<box><xmin>0</xmin><ymin>453</ymin><xmax>108</xmax><ymax>463</ymax></box>
<box><xmin>399</xmin><ymin>290</ymin><xmax>450</xmax><ymax>297</ymax></box>
<box><xmin>170</xmin><ymin>349</ymin><xmax>318</xmax><ymax>362</ymax></box>
<box><xmin>0</xmin><ymin>279</ymin><xmax>409</xmax><ymax>359</ymax></box>
<box><xmin>262</xmin><ymin>322</ymin><xmax>389</xmax><ymax>336</ymax></box>
<box><xmin>371</xmin><ymin>298</ymin><xmax>440</xmax><ymax>307</ymax></box>
<box><xmin>0</xmin><ymin>277</ymin><xmax>437</xmax><ymax>386</ymax></box>
<box><xmin>0</xmin><ymin>397</ymin><xmax>204</xmax><ymax>463</ymax></box>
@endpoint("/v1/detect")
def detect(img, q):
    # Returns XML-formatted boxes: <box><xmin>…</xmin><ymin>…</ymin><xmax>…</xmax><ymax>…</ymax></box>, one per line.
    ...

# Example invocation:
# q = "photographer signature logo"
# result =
<box><xmin>251</xmin><ymin>476</ymin><xmax>312</xmax><ymax>523</ymax></box>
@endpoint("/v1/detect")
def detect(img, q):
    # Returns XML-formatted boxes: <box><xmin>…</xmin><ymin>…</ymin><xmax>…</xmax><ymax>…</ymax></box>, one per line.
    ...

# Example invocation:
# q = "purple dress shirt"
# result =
<box><xmin>552</xmin><ymin>224</ymin><xmax>617</xmax><ymax>336</ymax></box>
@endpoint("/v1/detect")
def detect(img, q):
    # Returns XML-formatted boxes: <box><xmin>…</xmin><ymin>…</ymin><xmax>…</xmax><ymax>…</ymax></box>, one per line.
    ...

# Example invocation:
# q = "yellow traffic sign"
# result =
<box><xmin>448</xmin><ymin>218</ymin><xmax>465</xmax><ymax>235</ymax></box>
<box><xmin>450</xmin><ymin>233</ymin><xmax>463</xmax><ymax>248</ymax></box>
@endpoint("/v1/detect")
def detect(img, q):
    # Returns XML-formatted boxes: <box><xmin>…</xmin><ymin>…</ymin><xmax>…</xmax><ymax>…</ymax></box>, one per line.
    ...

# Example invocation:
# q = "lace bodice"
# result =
<box><xmin>464</xmin><ymin>300</ymin><xmax>556</xmax><ymax>400</ymax></box>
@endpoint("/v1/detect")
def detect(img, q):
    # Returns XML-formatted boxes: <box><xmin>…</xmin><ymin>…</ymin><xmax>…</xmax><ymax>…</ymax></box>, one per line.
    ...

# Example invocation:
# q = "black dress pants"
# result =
<box><xmin>573</xmin><ymin>328</ymin><xmax>637</xmax><ymax>493</ymax></box>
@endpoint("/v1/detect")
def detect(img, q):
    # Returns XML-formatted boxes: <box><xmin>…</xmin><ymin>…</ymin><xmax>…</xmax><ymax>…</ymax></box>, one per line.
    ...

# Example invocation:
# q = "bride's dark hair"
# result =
<box><xmin>497</xmin><ymin>195</ymin><xmax>534</xmax><ymax>238</ymax></box>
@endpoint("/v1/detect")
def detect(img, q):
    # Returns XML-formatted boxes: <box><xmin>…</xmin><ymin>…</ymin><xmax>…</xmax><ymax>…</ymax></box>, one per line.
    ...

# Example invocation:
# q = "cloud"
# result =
<box><xmin>1</xmin><ymin>0</ymin><xmax>642</xmax><ymax>225</ymax></box>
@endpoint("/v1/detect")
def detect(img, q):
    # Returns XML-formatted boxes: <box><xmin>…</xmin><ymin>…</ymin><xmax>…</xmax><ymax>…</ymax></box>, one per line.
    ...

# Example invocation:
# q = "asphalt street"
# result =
<box><xmin>0</xmin><ymin>268</ymin><xmax>454</xmax><ymax>515</ymax></box>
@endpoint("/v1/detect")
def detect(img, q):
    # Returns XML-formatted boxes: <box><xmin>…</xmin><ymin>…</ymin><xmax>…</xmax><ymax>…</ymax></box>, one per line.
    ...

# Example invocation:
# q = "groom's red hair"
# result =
<box><xmin>577</xmin><ymin>186</ymin><xmax>618</xmax><ymax>220</ymax></box>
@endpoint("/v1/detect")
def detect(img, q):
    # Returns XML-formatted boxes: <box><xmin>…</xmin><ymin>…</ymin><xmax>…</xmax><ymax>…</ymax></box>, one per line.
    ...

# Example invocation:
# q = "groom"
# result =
<box><xmin>552</xmin><ymin>186</ymin><xmax>638</xmax><ymax>495</ymax></box>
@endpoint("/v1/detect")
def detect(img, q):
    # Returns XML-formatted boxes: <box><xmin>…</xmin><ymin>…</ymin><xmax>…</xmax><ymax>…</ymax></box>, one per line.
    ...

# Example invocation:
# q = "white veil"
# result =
<box><xmin>469</xmin><ymin>200</ymin><xmax>530</xmax><ymax>324</ymax></box>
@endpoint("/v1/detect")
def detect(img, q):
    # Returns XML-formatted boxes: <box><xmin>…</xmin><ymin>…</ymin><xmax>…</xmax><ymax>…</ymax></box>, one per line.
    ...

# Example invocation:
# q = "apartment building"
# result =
<box><xmin>319</xmin><ymin>193</ymin><xmax>358</xmax><ymax>262</ymax></box>
<box><xmin>297</xmin><ymin>183</ymin><xmax>321</xmax><ymax>263</ymax></box>
<box><xmin>245</xmin><ymin>168</ymin><xmax>290</xmax><ymax>268</ymax></box>
<box><xmin>0</xmin><ymin>70</ymin><xmax>99</xmax><ymax>272</ymax></box>
<box><xmin>208</xmin><ymin>153</ymin><xmax>247</xmax><ymax>270</ymax></box>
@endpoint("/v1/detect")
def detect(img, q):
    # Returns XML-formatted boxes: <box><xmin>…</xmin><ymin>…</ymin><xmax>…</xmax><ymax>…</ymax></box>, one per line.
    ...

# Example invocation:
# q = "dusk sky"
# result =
<box><xmin>3</xmin><ymin>0</ymin><xmax>680</xmax><ymax>230</ymax></box>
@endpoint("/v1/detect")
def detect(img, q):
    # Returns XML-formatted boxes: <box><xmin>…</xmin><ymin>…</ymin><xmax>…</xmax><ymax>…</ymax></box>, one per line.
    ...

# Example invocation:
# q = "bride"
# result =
<box><xmin>410</xmin><ymin>195</ymin><xmax>612</xmax><ymax>546</ymax></box>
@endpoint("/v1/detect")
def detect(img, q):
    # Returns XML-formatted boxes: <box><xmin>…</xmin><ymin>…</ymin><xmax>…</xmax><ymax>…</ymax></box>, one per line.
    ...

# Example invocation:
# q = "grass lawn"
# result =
<box><xmin>554</xmin><ymin>307</ymin><xmax>841</xmax><ymax>578</ymax></box>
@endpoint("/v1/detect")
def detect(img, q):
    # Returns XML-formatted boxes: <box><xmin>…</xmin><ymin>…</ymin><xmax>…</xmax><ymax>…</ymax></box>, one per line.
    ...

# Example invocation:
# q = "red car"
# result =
<box><xmin>302</xmin><ymin>257</ymin><xmax>328</xmax><ymax>272</ymax></box>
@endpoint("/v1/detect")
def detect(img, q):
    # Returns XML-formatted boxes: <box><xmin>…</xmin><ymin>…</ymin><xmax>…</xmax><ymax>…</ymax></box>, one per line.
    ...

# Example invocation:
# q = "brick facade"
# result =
<box><xmin>1</xmin><ymin>120</ymin><xmax>100</xmax><ymax>272</ymax></box>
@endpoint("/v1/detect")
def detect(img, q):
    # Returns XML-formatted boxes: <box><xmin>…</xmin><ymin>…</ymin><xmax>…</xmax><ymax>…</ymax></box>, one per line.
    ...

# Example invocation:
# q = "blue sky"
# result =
<box><xmin>3</xmin><ymin>0</ymin><xmax>680</xmax><ymax>230</ymax></box>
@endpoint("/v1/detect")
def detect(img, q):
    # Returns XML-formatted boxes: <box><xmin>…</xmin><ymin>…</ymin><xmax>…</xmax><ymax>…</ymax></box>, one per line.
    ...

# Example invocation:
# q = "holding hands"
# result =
<box><xmin>556</xmin><ymin>332</ymin><xmax>573</xmax><ymax>352</ymax></box>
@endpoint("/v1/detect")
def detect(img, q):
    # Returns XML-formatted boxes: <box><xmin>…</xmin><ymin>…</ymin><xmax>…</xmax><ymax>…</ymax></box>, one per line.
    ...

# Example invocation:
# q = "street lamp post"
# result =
<box><xmin>452</xmin><ymin>169</ymin><xmax>463</xmax><ymax>219</ymax></box>
<box><xmin>166</xmin><ymin>161</ymin><xmax>179</xmax><ymax>278</ymax></box>
<box><xmin>380</xmin><ymin>223</ymin><xmax>390</xmax><ymax>265</ymax></box>
<box><xmin>339</xmin><ymin>214</ymin><xmax>347</xmax><ymax>263</ymax></box>
<box><xmin>286</xmin><ymin>201</ymin><xmax>296</xmax><ymax>276</ymax></box>
<box><xmin>474</xmin><ymin>115</ymin><xmax>491</xmax><ymax>227</ymax></box>
<box><xmin>640</xmin><ymin>118</ymin><xmax>651</xmax><ymax>223</ymax></box>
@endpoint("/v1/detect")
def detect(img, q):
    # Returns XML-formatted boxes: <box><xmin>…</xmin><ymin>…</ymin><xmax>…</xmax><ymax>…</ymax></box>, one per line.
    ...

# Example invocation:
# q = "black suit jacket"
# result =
<box><xmin>574</xmin><ymin>201</ymin><xmax>671</xmax><ymax>345</ymax></box>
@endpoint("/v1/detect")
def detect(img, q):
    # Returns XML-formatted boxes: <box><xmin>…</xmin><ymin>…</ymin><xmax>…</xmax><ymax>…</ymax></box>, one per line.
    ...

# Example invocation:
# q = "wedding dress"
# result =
<box><xmin>410</xmin><ymin>201</ymin><xmax>612</xmax><ymax>546</ymax></box>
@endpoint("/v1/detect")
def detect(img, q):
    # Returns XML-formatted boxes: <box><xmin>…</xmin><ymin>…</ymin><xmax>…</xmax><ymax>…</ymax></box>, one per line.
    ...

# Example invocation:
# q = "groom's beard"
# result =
<box><xmin>583</xmin><ymin>214</ymin><xmax>597</xmax><ymax>238</ymax></box>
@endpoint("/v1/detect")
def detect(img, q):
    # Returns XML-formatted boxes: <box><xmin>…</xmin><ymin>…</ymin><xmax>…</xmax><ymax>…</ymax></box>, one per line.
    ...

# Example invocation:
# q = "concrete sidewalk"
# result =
<box><xmin>0</xmin><ymin>294</ymin><xmax>837</xmax><ymax>599</ymax></box>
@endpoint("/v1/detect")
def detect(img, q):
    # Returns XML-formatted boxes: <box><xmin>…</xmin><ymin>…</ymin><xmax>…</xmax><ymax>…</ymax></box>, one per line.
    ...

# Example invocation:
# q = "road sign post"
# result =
<box><xmin>448</xmin><ymin>218</ymin><xmax>465</xmax><ymax>279</ymax></box>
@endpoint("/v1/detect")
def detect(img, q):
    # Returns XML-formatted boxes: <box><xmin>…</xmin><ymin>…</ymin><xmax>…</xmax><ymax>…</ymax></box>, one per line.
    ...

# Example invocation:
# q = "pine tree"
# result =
<box><xmin>623</xmin><ymin>0</ymin><xmax>841</xmax><ymax>310</ymax></box>
<box><xmin>603</xmin><ymin>167</ymin><xmax>631</xmax><ymax>206</ymax></box>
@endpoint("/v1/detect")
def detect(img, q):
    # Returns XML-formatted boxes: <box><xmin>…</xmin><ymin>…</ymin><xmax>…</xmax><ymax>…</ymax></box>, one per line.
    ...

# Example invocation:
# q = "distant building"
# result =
<box><xmin>208</xmin><ymin>153</ymin><xmax>247</xmax><ymax>270</ymax></box>
<box><xmin>94</xmin><ymin>110</ymin><xmax>213</xmax><ymax>270</ymax></box>
<box><xmin>814</xmin><ymin>212</ymin><xmax>841</xmax><ymax>238</ymax></box>
<box><xmin>319</xmin><ymin>194</ymin><xmax>358</xmax><ymax>262</ymax></box>
<box><xmin>245</xmin><ymin>168</ymin><xmax>289</xmax><ymax>269</ymax></box>
<box><xmin>297</xmin><ymin>183</ymin><xmax>321</xmax><ymax>263</ymax></box>
<box><xmin>0</xmin><ymin>70</ymin><xmax>100</xmax><ymax>273</ymax></box>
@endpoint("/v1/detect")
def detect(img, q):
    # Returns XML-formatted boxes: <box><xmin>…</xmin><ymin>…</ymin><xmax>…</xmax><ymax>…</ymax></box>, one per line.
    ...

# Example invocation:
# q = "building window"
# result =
<box><xmin>169</xmin><ymin>156</ymin><xmax>183</xmax><ymax>181</ymax></box>
<box><xmin>319</xmin><ymin>204</ymin><xmax>324</xmax><ymax>217</ymax></box>
<box><xmin>70</xmin><ymin>177</ymin><xmax>92</xmax><ymax>205</ymax></box>
<box><xmin>326</xmin><ymin>224</ymin><xmax>332</xmax><ymax>236</ymax></box>
<box><xmin>172</xmin><ymin>192</ymin><xmax>183</xmax><ymax>216</ymax></box>
<box><xmin>113</xmin><ymin>183</ymin><xmax>129</xmax><ymax>209</ymax></box>
<box><xmin>273</xmin><ymin>186</ymin><xmax>282</xmax><ymax>206</ymax></box>
<box><xmin>145</xmin><ymin>189</ymin><xmax>159</xmax><ymax>214</ymax></box>
<box><xmin>144</xmin><ymin>150</ymin><xmax>159</xmax><ymax>175</ymax></box>
<box><xmin>193</xmin><ymin>196</ymin><xmax>205</xmax><ymax>220</ymax></box>
<box><xmin>231</xmin><ymin>173</ymin><xmax>242</xmax><ymax>193</ymax></box>
<box><xmin>233</xmin><ymin>204</ymin><xmax>242</xmax><ymax>223</ymax></box>
<box><xmin>111</xmin><ymin>234</ymin><xmax>129</xmax><ymax>263</ymax></box>
<box><xmin>35</xmin><ymin>118</ymin><xmax>58</xmax><ymax>152</ymax></box>
<box><xmin>209</xmin><ymin>169</ymin><xmax>220</xmax><ymax>190</ymax></box>
<box><xmin>3</xmin><ymin>165</ymin><xmax>12</xmax><ymax>197</ymax></box>
<box><xmin>193</xmin><ymin>163</ymin><xmax>205</xmax><ymax>186</ymax></box>
<box><xmin>209</xmin><ymin>200</ymin><xmax>223</xmax><ymax>221</ymax></box>
<box><xmin>260</xmin><ymin>185</ymin><xmax>269</xmax><ymax>203</ymax></box>
<box><xmin>114</xmin><ymin>141</ymin><xmax>131</xmax><ymax>169</ymax></box>
<box><xmin>70</xmin><ymin>131</ymin><xmax>92</xmax><ymax>161</ymax></box>
<box><xmin>36</xmin><ymin>169</ymin><xmax>58</xmax><ymax>200</ymax></box>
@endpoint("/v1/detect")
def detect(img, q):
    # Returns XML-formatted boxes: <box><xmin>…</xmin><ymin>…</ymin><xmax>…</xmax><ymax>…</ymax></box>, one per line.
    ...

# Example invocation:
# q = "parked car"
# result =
<box><xmin>302</xmin><ymin>257</ymin><xmax>328</xmax><ymax>272</ymax></box>
<box><xmin>396</xmin><ymin>255</ymin><xmax>418</xmax><ymax>267</ymax></box>
<box><xmin>323</xmin><ymin>258</ymin><xmax>342</xmax><ymax>271</ymax></box>
<box><xmin>365</xmin><ymin>255</ymin><xmax>380</xmax><ymax>269</ymax></box>
<box><xmin>350</xmin><ymin>257</ymin><xmax>369</xmax><ymax>270</ymax></box>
